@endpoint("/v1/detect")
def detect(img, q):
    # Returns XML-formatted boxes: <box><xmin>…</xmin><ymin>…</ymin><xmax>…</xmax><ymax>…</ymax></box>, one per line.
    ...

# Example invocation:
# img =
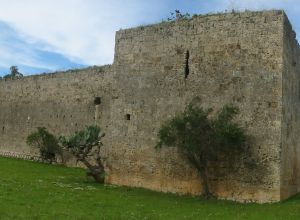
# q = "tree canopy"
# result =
<box><xmin>3</xmin><ymin>66</ymin><xmax>23</xmax><ymax>80</ymax></box>
<box><xmin>59</xmin><ymin>125</ymin><xmax>106</xmax><ymax>183</ymax></box>
<box><xmin>157</xmin><ymin>102</ymin><xmax>246</xmax><ymax>198</ymax></box>
<box><xmin>26</xmin><ymin>127</ymin><xmax>62</xmax><ymax>163</ymax></box>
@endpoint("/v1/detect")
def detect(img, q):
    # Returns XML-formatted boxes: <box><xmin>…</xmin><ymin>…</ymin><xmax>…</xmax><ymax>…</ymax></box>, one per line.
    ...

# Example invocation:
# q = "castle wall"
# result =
<box><xmin>281</xmin><ymin>14</ymin><xmax>300</xmax><ymax>200</ymax></box>
<box><xmin>0</xmin><ymin>10</ymin><xmax>292</xmax><ymax>203</ymax></box>
<box><xmin>107</xmin><ymin>11</ymin><xmax>284</xmax><ymax>202</ymax></box>
<box><xmin>0</xmin><ymin>66</ymin><xmax>114</xmax><ymax>165</ymax></box>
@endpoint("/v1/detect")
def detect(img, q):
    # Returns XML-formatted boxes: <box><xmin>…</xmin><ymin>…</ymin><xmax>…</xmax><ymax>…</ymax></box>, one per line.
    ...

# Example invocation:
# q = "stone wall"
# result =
<box><xmin>281</xmin><ymin>14</ymin><xmax>300</xmax><ymax>200</ymax></box>
<box><xmin>0</xmin><ymin>66</ymin><xmax>114</xmax><ymax>166</ymax></box>
<box><xmin>108</xmin><ymin>10</ymin><xmax>284</xmax><ymax>202</ymax></box>
<box><xmin>0</xmin><ymin>10</ymin><xmax>298</xmax><ymax>203</ymax></box>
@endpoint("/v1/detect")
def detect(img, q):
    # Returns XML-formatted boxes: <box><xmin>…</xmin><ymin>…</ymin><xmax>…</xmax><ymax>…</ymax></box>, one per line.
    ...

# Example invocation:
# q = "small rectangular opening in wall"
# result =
<box><xmin>126</xmin><ymin>114</ymin><xmax>131</xmax><ymax>120</ymax></box>
<box><xmin>184</xmin><ymin>50</ymin><xmax>190</xmax><ymax>79</ymax></box>
<box><xmin>94</xmin><ymin>97</ymin><xmax>101</xmax><ymax>105</ymax></box>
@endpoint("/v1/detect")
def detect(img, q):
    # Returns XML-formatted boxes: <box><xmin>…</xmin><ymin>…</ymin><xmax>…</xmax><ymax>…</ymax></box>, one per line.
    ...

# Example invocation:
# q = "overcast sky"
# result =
<box><xmin>0</xmin><ymin>0</ymin><xmax>298</xmax><ymax>76</ymax></box>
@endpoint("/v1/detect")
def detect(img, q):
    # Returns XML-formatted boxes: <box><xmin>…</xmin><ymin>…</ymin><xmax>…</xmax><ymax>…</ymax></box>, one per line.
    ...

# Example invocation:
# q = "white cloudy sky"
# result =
<box><xmin>0</xmin><ymin>0</ymin><xmax>298</xmax><ymax>75</ymax></box>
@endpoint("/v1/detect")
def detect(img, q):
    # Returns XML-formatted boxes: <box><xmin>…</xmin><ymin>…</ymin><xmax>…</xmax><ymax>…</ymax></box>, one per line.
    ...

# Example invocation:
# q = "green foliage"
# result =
<box><xmin>213</xmin><ymin>105</ymin><xmax>246</xmax><ymax>153</ymax></box>
<box><xmin>59</xmin><ymin>125</ymin><xmax>106</xmax><ymax>183</ymax></box>
<box><xmin>26</xmin><ymin>127</ymin><xmax>61</xmax><ymax>163</ymax></box>
<box><xmin>167</xmin><ymin>10</ymin><xmax>191</xmax><ymax>21</ymax></box>
<box><xmin>59</xmin><ymin>125</ymin><xmax>102</xmax><ymax>158</ymax></box>
<box><xmin>157</xmin><ymin>102</ymin><xmax>245</xmax><ymax>159</ymax></box>
<box><xmin>157</xmin><ymin>102</ymin><xmax>246</xmax><ymax>197</ymax></box>
<box><xmin>3</xmin><ymin>66</ymin><xmax>23</xmax><ymax>80</ymax></box>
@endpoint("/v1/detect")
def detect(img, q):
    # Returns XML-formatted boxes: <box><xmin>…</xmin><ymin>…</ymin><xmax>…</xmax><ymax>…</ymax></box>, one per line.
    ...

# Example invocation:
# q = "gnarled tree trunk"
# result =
<box><xmin>81</xmin><ymin>158</ymin><xmax>104</xmax><ymax>183</ymax></box>
<box><xmin>188</xmin><ymin>153</ymin><xmax>214</xmax><ymax>199</ymax></box>
<box><xmin>198</xmin><ymin>166</ymin><xmax>213</xmax><ymax>199</ymax></box>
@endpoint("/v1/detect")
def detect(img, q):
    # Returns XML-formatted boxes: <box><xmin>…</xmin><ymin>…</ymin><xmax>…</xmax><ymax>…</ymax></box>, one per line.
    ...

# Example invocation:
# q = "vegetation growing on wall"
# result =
<box><xmin>3</xmin><ymin>66</ymin><xmax>23</xmax><ymax>80</ymax></box>
<box><xmin>167</xmin><ymin>10</ymin><xmax>191</xmax><ymax>21</ymax></box>
<box><xmin>156</xmin><ymin>101</ymin><xmax>246</xmax><ymax>198</ymax></box>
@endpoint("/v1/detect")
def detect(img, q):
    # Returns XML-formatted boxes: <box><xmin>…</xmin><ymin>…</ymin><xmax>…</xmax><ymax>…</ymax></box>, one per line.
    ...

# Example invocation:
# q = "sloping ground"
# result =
<box><xmin>0</xmin><ymin>157</ymin><xmax>300</xmax><ymax>220</ymax></box>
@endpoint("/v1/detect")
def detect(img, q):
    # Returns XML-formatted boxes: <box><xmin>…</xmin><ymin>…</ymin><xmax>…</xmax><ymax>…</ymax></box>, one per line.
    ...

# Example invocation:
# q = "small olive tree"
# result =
<box><xmin>167</xmin><ymin>10</ymin><xmax>191</xmax><ymax>21</ymax></box>
<box><xmin>3</xmin><ymin>66</ymin><xmax>23</xmax><ymax>80</ymax></box>
<box><xmin>59</xmin><ymin>125</ymin><xmax>106</xmax><ymax>183</ymax></box>
<box><xmin>27</xmin><ymin>127</ymin><xmax>62</xmax><ymax>163</ymax></box>
<box><xmin>157</xmin><ymin>102</ymin><xmax>246</xmax><ymax>198</ymax></box>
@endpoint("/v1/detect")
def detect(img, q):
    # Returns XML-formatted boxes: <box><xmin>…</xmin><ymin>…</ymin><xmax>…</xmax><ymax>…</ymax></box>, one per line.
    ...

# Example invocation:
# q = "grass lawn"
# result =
<box><xmin>0</xmin><ymin>157</ymin><xmax>300</xmax><ymax>220</ymax></box>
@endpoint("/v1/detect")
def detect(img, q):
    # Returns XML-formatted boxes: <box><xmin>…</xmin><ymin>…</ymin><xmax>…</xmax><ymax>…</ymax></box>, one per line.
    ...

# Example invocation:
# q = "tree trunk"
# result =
<box><xmin>188</xmin><ymin>153</ymin><xmax>214</xmax><ymax>199</ymax></box>
<box><xmin>80</xmin><ymin>159</ymin><xmax>104</xmax><ymax>183</ymax></box>
<box><xmin>199</xmin><ymin>167</ymin><xmax>213</xmax><ymax>199</ymax></box>
<box><xmin>88</xmin><ymin>169</ymin><xmax>104</xmax><ymax>183</ymax></box>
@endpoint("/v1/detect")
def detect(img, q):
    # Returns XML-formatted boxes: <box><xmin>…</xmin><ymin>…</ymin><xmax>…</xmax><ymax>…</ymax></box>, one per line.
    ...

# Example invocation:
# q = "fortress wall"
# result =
<box><xmin>105</xmin><ymin>11</ymin><xmax>284</xmax><ymax>202</ymax></box>
<box><xmin>0</xmin><ymin>66</ymin><xmax>114</xmax><ymax>165</ymax></box>
<box><xmin>281</xmin><ymin>15</ymin><xmax>300</xmax><ymax>199</ymax></box>
<box><xmin>0</xmin><ymin>10</ymin><xmax>291</xmax><ymax>203</ymax></box>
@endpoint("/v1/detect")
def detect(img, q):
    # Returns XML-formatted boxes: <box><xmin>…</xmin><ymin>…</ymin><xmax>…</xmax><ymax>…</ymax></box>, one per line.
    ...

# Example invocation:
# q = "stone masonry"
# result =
<box><xmin>0</xmin><ymin>10</ymin><xmax>299</xmax><ymax>203</ymax></box>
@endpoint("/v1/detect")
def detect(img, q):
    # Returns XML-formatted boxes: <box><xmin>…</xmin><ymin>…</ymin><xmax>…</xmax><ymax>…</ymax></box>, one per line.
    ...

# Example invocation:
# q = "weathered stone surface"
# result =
<box><xmin>281</xmin><ymin>13</ymin><xmax>300</xmax><ymax>201</ymax></box>
<box><xmin>0</xmin><ymin>10</ymin><xmax>299</xmax><ymax>203</ymax></box>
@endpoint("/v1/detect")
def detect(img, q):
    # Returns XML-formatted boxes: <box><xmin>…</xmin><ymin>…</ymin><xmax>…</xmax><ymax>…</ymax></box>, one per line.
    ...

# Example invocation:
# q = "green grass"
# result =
<box><xmin>0</xmin><ymin>157</ymin><xmax>300</xmax><ymax>220</ymax></box>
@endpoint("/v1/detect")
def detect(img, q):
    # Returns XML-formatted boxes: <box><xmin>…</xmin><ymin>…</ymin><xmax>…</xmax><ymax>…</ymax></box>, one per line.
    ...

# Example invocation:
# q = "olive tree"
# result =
<box><xmin>59</xmin><ymin>125</ymin><xmax>106</xmax><ymax>183</ymax></box>
<box><xmin>3</xmin><ymin>66</ymin><xmax>23</xmax><ymax>80</ymax></box>
<box><xmin>27</xmin><ymin>127</ymin><xmax>62</xmax><ymax>163</ymax></box>
<box><xmin>156</xmin><ymin>102</ymin><xmax>246</xmax><ymax>198</ymax></box>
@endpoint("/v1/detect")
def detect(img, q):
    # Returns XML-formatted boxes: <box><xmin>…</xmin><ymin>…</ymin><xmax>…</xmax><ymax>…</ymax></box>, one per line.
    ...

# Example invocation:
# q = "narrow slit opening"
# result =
<box><xmin>184</xmin><ymin>50</ymin><xmax>190</xmax><ymax>79</ymax></box>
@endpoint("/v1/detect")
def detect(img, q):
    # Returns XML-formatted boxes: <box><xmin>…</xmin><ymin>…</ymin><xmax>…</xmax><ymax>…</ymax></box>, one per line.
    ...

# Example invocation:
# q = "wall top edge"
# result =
<box><xmin>116</xmin><ymin>10</ymin><xmax>285</xmax><ymax>35</ymax></box>
<box><xmin>0</xmin><ymin>64</ymin><xmax>113</xmax><ymax>83</ymax></box>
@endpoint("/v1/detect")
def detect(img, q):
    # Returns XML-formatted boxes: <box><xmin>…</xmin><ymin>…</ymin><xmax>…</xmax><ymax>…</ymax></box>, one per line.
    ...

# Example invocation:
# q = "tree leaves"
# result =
<box><xmin>156</xmin><ymin>102</ymin><xmax>246</xmax><ymax>198</ymax></box>
<box><xmin>26</xmin><ymin>127</ymin><xmax>61</xmax><ymax>163</ymax></box>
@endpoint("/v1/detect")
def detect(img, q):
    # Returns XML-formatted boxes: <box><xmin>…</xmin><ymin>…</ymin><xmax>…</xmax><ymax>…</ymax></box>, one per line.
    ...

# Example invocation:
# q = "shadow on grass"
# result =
<box><xmin>3</xmin><ymin>156</ymin><xmax>300</xmax><ymax>206</ymax></box>
<box><xmin>281</xmin><ymin>193</ymin><xmax>300</xmax><ymax>203</ymax></box>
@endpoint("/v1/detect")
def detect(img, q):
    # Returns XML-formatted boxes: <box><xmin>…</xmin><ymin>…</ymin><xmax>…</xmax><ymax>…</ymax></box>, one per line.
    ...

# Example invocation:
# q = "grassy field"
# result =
<box><xmin>0</xmin><ymin>157</ymin><xmax>300</xmax><ymax>220</ymax></box>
